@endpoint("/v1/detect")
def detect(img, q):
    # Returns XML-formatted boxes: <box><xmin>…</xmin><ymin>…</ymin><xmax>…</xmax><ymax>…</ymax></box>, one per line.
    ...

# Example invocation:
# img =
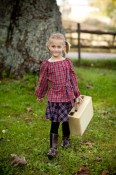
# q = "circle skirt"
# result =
<box><xmin>45</xmin><ymin>101</ymin><xmax>73</xmax><ymax>122</ymax></box>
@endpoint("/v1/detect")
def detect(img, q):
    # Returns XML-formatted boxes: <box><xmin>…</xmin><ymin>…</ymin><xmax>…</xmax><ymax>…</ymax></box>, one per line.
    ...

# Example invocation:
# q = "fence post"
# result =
<box><xmin>112</xmin><ymin>34</ymin><xmax>115</xmax><ymax>46</ymax></box>
<box><xmin>77</xmin><ymin>23</ymin><xmax>81</xmax><ymax>65</ymax></box>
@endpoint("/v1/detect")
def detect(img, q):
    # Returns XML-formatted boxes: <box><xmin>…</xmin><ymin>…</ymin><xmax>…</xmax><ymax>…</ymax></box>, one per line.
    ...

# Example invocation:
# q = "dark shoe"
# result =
<box><xmin>47</xmin><ymin>148</ymin><xmax>57</xmax><ymax>160</ymax></box>
<box><xmin>47</xmin><ymin>133</ymin><xmax>58</xmax><ymax>160</ymax></box>
<box><xmin>61</xmin><ymin>136</ymin><xmax>70</xmax><ymax>148</ymax></box>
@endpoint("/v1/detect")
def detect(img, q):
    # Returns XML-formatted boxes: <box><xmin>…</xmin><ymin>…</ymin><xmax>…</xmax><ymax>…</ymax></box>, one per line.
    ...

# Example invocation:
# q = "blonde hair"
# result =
<box><xmin>46</xmin><ymin>33</ymin><xmax>71</xmax><ymax>54</ymax></box>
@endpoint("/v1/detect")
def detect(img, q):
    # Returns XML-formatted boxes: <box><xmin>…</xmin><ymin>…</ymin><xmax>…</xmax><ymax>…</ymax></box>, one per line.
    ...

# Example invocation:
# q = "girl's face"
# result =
<box><xmin>48</xmin><ymin>39</ymin><xmax>65</xmax><ymax>58</ymax></box>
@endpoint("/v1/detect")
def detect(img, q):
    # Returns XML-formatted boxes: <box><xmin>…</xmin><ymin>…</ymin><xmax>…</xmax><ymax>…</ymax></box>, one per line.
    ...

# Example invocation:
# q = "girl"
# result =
<box><xmin>35</xmin><ymin>33</ymin><xmax>82</xmax><ymax>160</ymax></box>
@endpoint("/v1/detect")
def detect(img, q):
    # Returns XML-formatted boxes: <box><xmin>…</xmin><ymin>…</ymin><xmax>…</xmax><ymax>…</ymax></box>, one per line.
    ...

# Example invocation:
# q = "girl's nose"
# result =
<box><xmin>55</xmin><ymin>47</ymin><xmax>58</xmax><ymax>51</ymax></box>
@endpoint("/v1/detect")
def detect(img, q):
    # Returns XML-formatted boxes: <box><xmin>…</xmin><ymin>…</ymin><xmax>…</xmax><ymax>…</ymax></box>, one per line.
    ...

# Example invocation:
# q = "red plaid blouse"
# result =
<box><xmin>35</xmin><ymin>58</ymin><xmax>80</xmax><ymax>103</ymax></box>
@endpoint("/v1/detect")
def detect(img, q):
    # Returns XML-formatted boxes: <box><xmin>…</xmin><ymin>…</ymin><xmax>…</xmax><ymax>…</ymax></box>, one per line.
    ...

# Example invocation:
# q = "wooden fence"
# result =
<box><xmin>65</xmin><ymin>23</ymin><xmax>116</xmax><ymax>64</ymax></box>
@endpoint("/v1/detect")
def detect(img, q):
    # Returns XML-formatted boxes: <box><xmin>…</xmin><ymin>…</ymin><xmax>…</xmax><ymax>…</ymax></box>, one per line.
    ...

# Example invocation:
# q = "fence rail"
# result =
<box><xmin>65</xmin><ymin>23</ymin><xmax>116</xmax><ymax>64</ymax></box>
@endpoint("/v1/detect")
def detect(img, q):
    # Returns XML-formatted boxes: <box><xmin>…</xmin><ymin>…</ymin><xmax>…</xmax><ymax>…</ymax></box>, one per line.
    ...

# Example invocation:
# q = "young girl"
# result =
<box><xmin>35</xmin><ymin>33</ymin><xmax>82</xmax><ymax>160</ymax></box>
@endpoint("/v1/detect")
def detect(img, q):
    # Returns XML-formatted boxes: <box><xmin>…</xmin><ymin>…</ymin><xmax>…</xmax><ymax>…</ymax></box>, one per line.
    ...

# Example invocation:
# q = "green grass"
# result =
<box><xmin>0</xmin><ymin>65</ymin><xmax>116</xmax><ymax>175</ymax></box>
<box><xmin>73</xmin><ymin>58</ymin><xmax>116</xmax><ymax>70</ymax></box>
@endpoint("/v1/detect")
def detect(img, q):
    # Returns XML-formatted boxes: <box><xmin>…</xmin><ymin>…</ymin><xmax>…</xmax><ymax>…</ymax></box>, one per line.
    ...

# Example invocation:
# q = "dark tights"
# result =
<box><xmin>50</xmin><ymin>122</ymin><xmax>60</xmax><ymax>134</ymax></box>
<box><xmin>62</xmin><ymin>122</ymin><xmax>70</xmax><ymax>137</ymax></box>
<box><xmin>50</xmin><ymin>121</ymin><xmax>70</xmax><ymax>136</ymax></box>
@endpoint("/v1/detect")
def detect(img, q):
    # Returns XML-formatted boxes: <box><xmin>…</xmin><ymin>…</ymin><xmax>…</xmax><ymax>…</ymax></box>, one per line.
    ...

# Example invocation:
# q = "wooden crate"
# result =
<box><xmin>69</xmin><ymin>95</ymin><xmax>93</xmax><ymax>136</ymax></box>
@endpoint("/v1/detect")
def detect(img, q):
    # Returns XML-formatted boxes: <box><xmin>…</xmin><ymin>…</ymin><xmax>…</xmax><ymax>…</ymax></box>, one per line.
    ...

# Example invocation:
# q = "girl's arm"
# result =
<box><xmin>35</xmin><ymin>60</ymin><xmax>48</xmax><ymax>100</ymax></box>
<box><xmin>68</xmin><ymin>59</ymin><xmax>83</xmax><ymax>104</ymax></box>
<box><xmin>68</xmin><ymin>59</ymin><xmax>80</xmax><ymax>98</ymax></box>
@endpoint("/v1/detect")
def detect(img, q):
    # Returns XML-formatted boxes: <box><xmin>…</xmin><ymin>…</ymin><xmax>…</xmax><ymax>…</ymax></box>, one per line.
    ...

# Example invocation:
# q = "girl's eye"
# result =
<box><xmin>51</xmin><ymin>45</ymin><xmax>62</xmax><ymax>48</ymax></box>
<box><xmin>58</xmin><ymin>46</ymin><xmax>61</xmax><ymax>48</ymax></box>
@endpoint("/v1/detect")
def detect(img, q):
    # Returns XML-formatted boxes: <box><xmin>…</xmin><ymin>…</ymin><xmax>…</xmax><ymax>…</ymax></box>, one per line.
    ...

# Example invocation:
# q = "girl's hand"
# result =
<box><xmin>76</xmin><ymin>96</ymin><xmax>83</xmax><ymax>105</ymax></box>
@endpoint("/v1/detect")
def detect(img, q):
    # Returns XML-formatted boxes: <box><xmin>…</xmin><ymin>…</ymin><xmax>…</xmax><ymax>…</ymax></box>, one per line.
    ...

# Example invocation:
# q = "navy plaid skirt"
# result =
<box><xmin>45</xmin><ymin>101</ymin><xmax>73</xmax><ymax>122</ymax></box>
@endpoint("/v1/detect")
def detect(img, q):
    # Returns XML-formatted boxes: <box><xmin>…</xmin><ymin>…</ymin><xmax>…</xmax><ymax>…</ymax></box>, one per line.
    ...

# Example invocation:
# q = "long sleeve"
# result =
<box><xmin>68</xmin><ymin>59</ymin><xmax>80</xmax><ymax>98</ymax></box>
<box><xmin>35</xmin><ymin>60</ymin><xmax>48</xmax><ymax>99</ymax></box>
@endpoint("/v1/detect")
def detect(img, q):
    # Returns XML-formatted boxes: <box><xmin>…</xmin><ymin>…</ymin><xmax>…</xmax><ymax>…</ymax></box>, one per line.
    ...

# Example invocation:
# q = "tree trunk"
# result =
<box><xmin>0</xmin><ymin>0</ymin><xmax>64</xmax><ymax>77</ymax></box>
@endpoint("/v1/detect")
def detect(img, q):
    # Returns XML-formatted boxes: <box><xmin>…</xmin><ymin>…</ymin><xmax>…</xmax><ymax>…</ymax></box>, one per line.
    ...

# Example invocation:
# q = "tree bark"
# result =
<box><xmin>0</xmin><ymin>0</ymin><xmax>64</xmax><ymax>77</ymax></box>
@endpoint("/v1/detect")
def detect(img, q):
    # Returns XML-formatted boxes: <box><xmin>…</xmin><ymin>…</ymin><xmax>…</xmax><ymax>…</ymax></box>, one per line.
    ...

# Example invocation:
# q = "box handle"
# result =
<box><xmin>69</xmin><ymin>95</ymin><xmax>84</xmax><ymax>116</ymax></box>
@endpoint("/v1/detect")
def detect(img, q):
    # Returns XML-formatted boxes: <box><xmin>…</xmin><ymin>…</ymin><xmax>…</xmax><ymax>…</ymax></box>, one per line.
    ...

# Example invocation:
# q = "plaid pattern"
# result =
<box><xmin>46</xmin><ymin>101</ymin><xmax>73</xmax><ymax>122</ymax></box>
<box><xmin>35</xmin><ymin>58</ymin><xmax>80</xmax><ymax>103</ymax></box>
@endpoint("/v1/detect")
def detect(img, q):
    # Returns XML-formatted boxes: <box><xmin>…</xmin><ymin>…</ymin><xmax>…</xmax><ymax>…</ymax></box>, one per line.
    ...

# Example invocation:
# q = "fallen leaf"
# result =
<box><xmin>85</xmin><ymin>84</ymin><xmax>93</xmax><ymax>89</ymax></box>
<box><xmin>95</xmin><ymin>157</ymin><xmax>102</xmax><ymax>162</ymax></box>
<box><xmin>26</xmin><ymin>107</ymin><xmax>32</xmax><ymax>112</ymax></box>
<box><xmin>85</xmin><ymin>142</ymin><xmax>93</xmax><ymax>148</ymax></box>
<box><xmin>80</xmin><ymin>141</ymin><xmax>93</xmax><ymax>148</ymax></box>
<box><xmin>11</xmin><ymin>154</ymin><xmax>17</xmax><ymax>157</ymax></box>
<box><xmin>75</xmin><ymin>165</ymin><xmax>90</xmax><ymax>175</ymax></box>
<box><xmin>101</xmin><ymin>111</ymin><xmax>108</xmax><ymax>115</ymax></box>
<box><xmin>98</xmin><ymin>109</ymin><xmax>109</xmax><ymax>115</ymax></box>
<box><xmin>102</xmin><ymin>170</ymin><xmax>109</xmax><ymax>175</ymax></box>
<box><xmin>7</xmin><ymin>139</ymin><xmax>10</xmax><ymax>142</ymax></box>
<box><xmin>2</xmin><ymin>130</ymin><xmax>6</xmax><ymax>134</ymax></box>
<box><xmin>10</xmin><ymin>154</ymin><xmax>27</xmax><ymax>167</ymax></box>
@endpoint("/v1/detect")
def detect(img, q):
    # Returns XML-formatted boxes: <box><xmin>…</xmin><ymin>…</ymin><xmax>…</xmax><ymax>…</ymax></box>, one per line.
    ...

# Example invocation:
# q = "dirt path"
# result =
<box><xmin>66</xmin><ymin>52</ymin><xmax>116</xmax><ymax>60</ymax></box>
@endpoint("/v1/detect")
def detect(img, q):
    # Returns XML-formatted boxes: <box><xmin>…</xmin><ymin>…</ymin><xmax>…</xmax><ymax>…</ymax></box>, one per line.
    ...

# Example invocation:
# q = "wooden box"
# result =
<box><xmin>69</xmin><ymin>95</ymin><xmax>93</xmax><ymax>136</ymax></box>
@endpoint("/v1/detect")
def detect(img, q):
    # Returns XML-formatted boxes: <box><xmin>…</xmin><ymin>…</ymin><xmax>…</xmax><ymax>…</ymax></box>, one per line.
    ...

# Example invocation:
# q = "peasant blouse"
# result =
<box><xmin>35</xmin><ymin>58</ymin><xmax>80</xmax><ymax>103</ymax></box>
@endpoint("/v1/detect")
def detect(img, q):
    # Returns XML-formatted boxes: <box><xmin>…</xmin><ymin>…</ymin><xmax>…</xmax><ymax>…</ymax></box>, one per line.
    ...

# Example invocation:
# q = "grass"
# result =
<box><xmin>72</xmin><ymin>58</ymin><xmax>116</xmax><ymax>70</ymax></box>
<box><xmin>0</xmin><ymin>61</ymin><xmax>116</xmax><ymax>175</ymax></box>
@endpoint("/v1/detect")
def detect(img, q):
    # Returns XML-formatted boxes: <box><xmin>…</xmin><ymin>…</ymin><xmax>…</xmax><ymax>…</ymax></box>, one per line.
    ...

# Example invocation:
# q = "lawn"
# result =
<box><xmin>0</xmin><ymin>62</ymin><xmax>116</xmax><ymax>175</ymax></box>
